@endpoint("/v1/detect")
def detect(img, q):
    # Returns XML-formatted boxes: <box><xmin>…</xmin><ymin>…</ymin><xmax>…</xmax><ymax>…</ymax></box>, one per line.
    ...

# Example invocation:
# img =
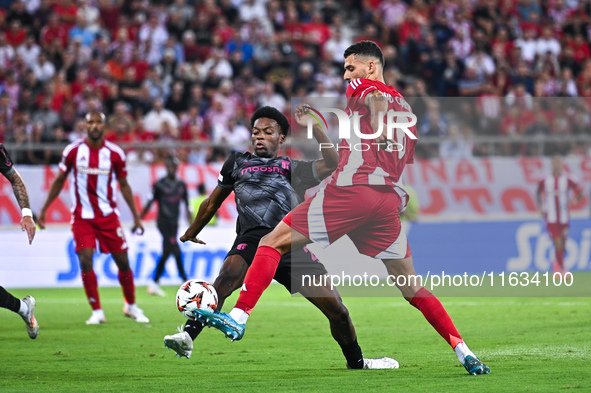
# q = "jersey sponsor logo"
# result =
<box><xmin>240</xmin><ymin>165</ymin><xmax>288</xmax><ymax>176</ymax></box>
<box><xmin>77</xmin><ymin>166</ymin><xmax>111</xmax><ymax>176</ymax></box>
<box><xmin>237</xmin><ymin>243</ymin><xmax>247</xmax><ymax>250</ymax></box>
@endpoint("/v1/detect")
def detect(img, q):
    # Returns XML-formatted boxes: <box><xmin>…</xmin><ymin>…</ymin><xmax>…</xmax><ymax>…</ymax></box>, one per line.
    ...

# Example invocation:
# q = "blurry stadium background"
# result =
<box><xmin>1</xmin><ymin>0</ymin><xmax>590</xmax><ymax>290</ymax></box>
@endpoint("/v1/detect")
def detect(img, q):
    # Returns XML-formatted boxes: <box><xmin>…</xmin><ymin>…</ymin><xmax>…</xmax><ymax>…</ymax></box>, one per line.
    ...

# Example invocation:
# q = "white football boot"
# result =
<box><xmin>86</xmin><ymin>309</ymin><xmax>106</xmax><ymax>325</ymax></box>
<box><xmin>348</xmin><ymin>357</ymin><xmax>400</xmax><ymax>369</ymax></box>
<box><xmin>123</xmin><ymin>303</ymin><xmax>150</xmax><ymax>323</ymax></box>
<box><xmin>20</xmin><ymin>296</ymin><xmax>39</xmax><ymax>339</ymax></box>
<box><xmin>147</xmin><ymin>282</ymin><xmax>166</xmax><ymax>297</ymax></box>
<box><xmin>164</xmin><ymin>327</ymin><xmax>193</xmax><ymax>359</ymax></box>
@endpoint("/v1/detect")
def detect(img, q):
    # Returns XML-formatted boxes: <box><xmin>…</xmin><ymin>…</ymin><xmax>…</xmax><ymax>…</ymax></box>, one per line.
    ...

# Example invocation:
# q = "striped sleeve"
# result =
<box><xmin>346</xmin><ymin>78</ymin><xmax>377</xmax><ymax>98</ymax></box>
<box><xmin>59</xmin><ymin>140</ymin><xmax>81</xmax><ymax>174</ymax></box>
<box><xmin>106</xmin><ymin>142</ymin><xmax>127</xmax><ymax>178</ymax></box>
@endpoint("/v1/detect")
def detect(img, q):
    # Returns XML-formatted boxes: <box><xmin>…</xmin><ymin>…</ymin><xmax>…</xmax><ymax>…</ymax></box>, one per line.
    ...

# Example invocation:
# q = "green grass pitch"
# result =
<box><xmin>1</xmin><ymin>282</ymin><xmax>590</xmax><ymax>392</ymax></box>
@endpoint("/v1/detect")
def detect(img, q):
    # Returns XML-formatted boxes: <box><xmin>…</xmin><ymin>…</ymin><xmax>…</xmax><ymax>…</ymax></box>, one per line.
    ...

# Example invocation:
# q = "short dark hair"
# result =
<box><xmin>343</xmin><ymin>40</ymin><xmax>384</xmax><ymax>66</ymax></box>
<box><xmin>166</xmin><ymin>155</ymin><xmax>179</xmax><ymax>167</ymax></box>
<box><xmin>250</xmin><ymin>106</ymin><xmax>290</xmax><ymax>136</ymax></box>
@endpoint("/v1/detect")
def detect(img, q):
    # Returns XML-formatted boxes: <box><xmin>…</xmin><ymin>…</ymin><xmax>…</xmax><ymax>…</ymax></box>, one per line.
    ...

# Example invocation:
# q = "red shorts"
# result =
<box><xmin>546</xmin><ymin>222</ymin><xmax>569</xmax><ymax>239</ymax></box>
<box><xmin>71</xmin><ymin>214</ymin><xmax>128</xmax><ymax>253</ymax></box>
<box><xmin>286</xmin><ymin>184</ymin><xmax>412</xmax><ymax>259</ymax></box>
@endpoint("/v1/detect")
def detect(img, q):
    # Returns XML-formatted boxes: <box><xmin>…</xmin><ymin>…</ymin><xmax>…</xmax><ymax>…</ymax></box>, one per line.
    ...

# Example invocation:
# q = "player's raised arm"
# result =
<box><xmin>38</xmin><ymin>170</ymin><xmax>68</xmax><ymax>230</ymax></box>
<box><xmin>180</xmin><ymin>186</ymin><xmax>232</xmax><ymax>244</ymax></box>
<box><xmin>118</xmin><ymin>176</ymin><xmax>144</xmax><ymax>235</ymax></box>
<box><xmin>294</xmin><ymin>104</ymin><xmax>338</xmax><ymax>179</ymax></box>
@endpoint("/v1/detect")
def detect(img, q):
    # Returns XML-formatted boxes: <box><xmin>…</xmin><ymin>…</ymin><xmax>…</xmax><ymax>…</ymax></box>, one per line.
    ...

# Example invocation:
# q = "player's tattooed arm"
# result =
<box><xmin>5</xmin><ymin>169</ymin><xmax>31</xmax><ymax>209</ymax></box>
<box><xmin>5</xmin><ymin>169</ymin><xmax>36</xmax><ymax>244</ymax></box>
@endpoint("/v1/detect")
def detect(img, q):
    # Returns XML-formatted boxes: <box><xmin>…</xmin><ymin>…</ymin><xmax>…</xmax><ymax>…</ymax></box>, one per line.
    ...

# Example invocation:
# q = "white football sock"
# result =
<box><xmin>454</xmin><ymin>341</ymin><xmax>476</xmax><ymax>364</ymax></box>
<box><xmin>18</xmin><ymin>300</ymin><xmax>29</xmax><ymax>318</ymax></box>
<box><xmin>229</xmin><ymin>308</ymin><xmax>249</xmax><ymax>324</ymax></box>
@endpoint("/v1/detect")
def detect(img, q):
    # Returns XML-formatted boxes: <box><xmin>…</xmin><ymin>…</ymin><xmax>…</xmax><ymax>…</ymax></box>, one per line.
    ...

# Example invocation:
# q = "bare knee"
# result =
<box><xmin>258</xmin><ymin>222</ymin><xmax>296</xmax><ymax>255</ymax></box>
<box><xmin>77</xmin><ymin>250</ymin><xmax>94</xmax><ymax>273</ymax></box>
<box><xmin>112</xmin><ymin>252</ymin><xmax>130</xmax><ymax>272</ymax></box>
<box><xmin>214</xmin><ymin>267</ymin><xmax>242</xmax><ymax>299</ymax></box>
<box><xmin>332</xmin><ymin>304</ymin><xmax>351</xmax><ymax>326</ymax></box>
<box><xmin>322</xmin><ymin>299</ymin><xmax>351</xmax><ymax>326</ymax></box>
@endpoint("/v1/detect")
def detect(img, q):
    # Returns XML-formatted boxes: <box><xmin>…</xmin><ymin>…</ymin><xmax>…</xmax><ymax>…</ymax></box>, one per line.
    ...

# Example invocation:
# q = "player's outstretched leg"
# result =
<box><xmin>384</xmin><ymin>257</ymin><xmax>490</xmax><ymax>375</ymax></box>
<box><xmin>1</xmin><ymin>287</ymin><xmax>39</xmax><ymax>339</ymax></box>
<box><xmin>20</xmin><ymin>296</ymin><xmax>39</xmax><ymax>339</ymax></box>
<box><xmin>164</xmin><ymin>255</ymin><xmax>248</xmax><ymax>356</ymax></box>
<box><xmin>164</xmin><ymin>326</ymin><xmax>193</xmax><ymax>358</ymax></box>
<box><xmin>299</xmin><ymin>281</ymin><xmax>399</xmax><ymax>370</ymax></box>
<box><xmin>193</xmin><ymin>309</ymin><xmax>245</xmax><ymax>341</ymax></box>
<box><xmin>410</xmin><ymin>287</ymin><xmax>490</xmax><ymax>375</ymax></box>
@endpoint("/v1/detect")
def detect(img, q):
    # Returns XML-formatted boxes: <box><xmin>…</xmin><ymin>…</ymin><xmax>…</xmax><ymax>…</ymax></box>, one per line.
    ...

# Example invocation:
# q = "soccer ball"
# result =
<box><xmin>176</xmin><ymin>280</ymin><xmax>218</xmax><ymax>320</ymax></box>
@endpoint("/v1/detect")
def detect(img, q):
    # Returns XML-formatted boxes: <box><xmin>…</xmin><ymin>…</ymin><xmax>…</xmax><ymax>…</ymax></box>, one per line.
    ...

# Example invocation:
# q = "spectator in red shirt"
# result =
<box><xmin>304</xmin><ymin>11</ymin><xmax>331</xmax><ymax>47</ymax></box>
<box><xmin>98</xmin><ymin>0</ymin><xmax>121</xmax><ymax>32</ymax></box>
<box><xmin>41</xmin><ymin>13</ymin><xmax>69</xmax><ymax>49</ymax></box>
<box><xmin>5</xmin><ymin>20</ymin><xmax>26</xmax><ymax>48</ymax></box>
<box><xmin>128</xmin><ymin>47</ymin><xmax>150</xmax><ymax>83</ymax></box>
<box><xmin>567</xmin><ymin>34</ymin><xmax>590</xmax><ymax>64</ymax></box>
<box><xmin>491</xmin><ymin>27</ymin><xmax>515</xmax><ymax>59</ymax></box>
<box><xmin>53</xmin><ymin>0</ymin><xmax>78</xmax><ymax>29</ymax></box>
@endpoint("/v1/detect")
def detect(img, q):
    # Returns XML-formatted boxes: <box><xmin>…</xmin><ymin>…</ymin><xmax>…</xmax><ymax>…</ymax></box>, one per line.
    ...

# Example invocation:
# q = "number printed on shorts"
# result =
<box><xmin>117</xmin><ymin>226</ymin><xmax>128</xmax><ymax>250</ymax></box>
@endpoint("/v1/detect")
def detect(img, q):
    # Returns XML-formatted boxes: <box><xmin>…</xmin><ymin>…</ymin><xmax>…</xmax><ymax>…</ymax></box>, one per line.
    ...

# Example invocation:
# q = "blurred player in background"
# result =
<box><xmin>191</xmin><ymin>183</ymin><xmax>217</xmax><ymax>225</ymax></box>
<box><xmin>536</xmin><ymin>156</ymin><xmax>583</xmax><ymax>275</ymax></box>
<box><xmin>198</xmin><ymin>41</ymin><xmax>490</xmax><ymax>375</ymax></box>
<box><xmin>139</xmin><ymin>155</ymin><xmax>192</xmax><ymax>296</ymax></box>
<box><xmin>400</xmin><ymin>183</ymin><xmax>419</xmax><ymax>236</ymax></box>
<box><xmin>0</xmin><ymin>143</ymin><xmax>39</xmax><ymax>339</ymax></box>
<box><xmin>163</xmin><ymin>106</ymin><xmax>398</xmax><ymax>369</ymax></box>
<box><xmin>38</xmin><ymin>111</ymin><xmax>150</xmax><ymax>325</ymax></box>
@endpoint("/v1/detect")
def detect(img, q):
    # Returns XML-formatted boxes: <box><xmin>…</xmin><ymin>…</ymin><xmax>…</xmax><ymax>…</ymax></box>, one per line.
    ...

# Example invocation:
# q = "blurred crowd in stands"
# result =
<box><xmin>1</xmin><ymin>0</ymin><xmax>591</xmax><ymax>164</ymax></box>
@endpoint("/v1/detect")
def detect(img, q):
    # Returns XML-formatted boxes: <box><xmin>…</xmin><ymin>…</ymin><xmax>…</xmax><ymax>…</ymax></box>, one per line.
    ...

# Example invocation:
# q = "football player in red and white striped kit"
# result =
<box><xmin>39</xmin><ymin>111</ymin><xmax>149</xmax><ymax>325</ymax></box>
<box><xmin>198</xmin><ymin>41</ymin><xmax>490</xmax><ymax>375</ymax></box>
<box><xmin>536</xmin><ymin>156</ymin><xmax>583</xmax><ymax>274</ymax></box>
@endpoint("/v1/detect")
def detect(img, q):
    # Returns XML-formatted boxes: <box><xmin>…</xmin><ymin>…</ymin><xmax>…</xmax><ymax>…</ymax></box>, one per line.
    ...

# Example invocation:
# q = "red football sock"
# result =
<box><xmin>555</xmin><ymin>248</ymin><xmax>564</xmax><ymax>269</ymax></box>
<box><xmin>118</xmin><ymin>269</ymin><xmax>136</xmax><ymax>305</ymax></box>
<box><xmin>234</xmin><ymin>246</ymin><xmax>281</xmax><ymax>314</ymax></box>
<box><xmin>81</xmin><ymin>270</ymin><xmax>101</xmax><ymax>310</ymax></box>
<box><xmin>410</xmin><ymin>287</ymin><xmax>463</xmax><ymax>348</ymax></box>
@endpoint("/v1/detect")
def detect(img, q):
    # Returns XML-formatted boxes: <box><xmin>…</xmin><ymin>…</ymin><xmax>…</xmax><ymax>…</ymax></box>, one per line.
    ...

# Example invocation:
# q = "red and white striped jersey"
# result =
<box><xmin>332</xmin><ymin>78</ymin><xmax>417</xmax><ymax>192</ymax></box>
<box><xmin>537</xmin><ymin>174</ymin><xmax>582</xmax><ymax>224</ymax></box>
<box><xmin>59</xmin><ymin>139</ymin><xmax>127</xmax><ymax>220</ymax></box>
